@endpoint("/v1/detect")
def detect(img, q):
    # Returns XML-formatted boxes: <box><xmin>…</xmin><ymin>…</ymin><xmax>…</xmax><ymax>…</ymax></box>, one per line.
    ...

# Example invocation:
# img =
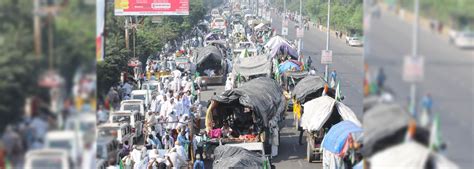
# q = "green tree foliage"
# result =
<box><xmin>274</xmin><ymin>0</ymin><xmax>363</xmax><ymax>33</ymax></box>
<box><xmin>0</xmin><ymin>0</ymin><xmax>94</xmax><ymax>130</ymax></box>
<box><xmin>399</xmin><ymin>0</ymin><xmax>474</xmax><ymax>29</ymax></box>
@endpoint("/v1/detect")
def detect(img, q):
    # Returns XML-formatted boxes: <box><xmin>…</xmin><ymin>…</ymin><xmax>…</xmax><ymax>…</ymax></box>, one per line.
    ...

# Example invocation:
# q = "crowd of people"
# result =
<box><xmin>100</xmin><ymin>25</ymin><xmax>219</xmax><ymax>168</ymax></box>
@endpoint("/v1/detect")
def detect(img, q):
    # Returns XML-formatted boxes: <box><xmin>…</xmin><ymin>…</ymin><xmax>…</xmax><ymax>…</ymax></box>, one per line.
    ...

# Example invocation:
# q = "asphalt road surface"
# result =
<box><xmin>271</xmin><ymin>13</ymin><xmax>364</xmax><ymax>117</ymax></box>
<box><xmin>365</xmin><ymin>7</ymin><xmax>474</xmax><ymax>168</ymax></box>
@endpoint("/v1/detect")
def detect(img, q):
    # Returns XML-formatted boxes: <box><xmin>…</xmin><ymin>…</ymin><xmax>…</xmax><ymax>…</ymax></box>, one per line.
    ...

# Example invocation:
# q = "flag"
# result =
<box><xmin>5</xmin><ymin>157</ymin><xmax>11</xmax><ymax>169</ymax></box>
<box><xmin>335</xmin><ymin>80</ymin><xmax>341</xmax><ymax>101</ymax></box>
<box><xmin>119</xmin><ymin>158</ymin><xmax>124</xmax><ymax>169</ymax></box>
<box><xmin>404</xmin><ymin>120</ymin><xmax>417</xmax><ymax>142</ymax></box>
<box><xmin>429</xmin><ymin>113</ymin><xmax>442</xmax><ymax>150</ymax></box>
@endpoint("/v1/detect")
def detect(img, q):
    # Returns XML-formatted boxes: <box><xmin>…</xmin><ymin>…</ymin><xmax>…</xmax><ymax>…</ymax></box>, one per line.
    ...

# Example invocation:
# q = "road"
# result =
<box><xmin>271</xmin><ymin>13</ymin><xmax>364</xmax><ymax>117</ymax></box>
<box><xmin>269</xmin><ymin>12</ymin><xmax>364</xmax><ymax>169</ymax></box>
<box><xmin>366</xmin><ymin>7</ymin><xmax>474</xmax><ymax>168</ymax></box>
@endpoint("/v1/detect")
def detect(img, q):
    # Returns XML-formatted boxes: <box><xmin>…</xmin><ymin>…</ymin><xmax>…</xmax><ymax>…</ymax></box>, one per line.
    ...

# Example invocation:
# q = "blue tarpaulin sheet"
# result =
<box><xmin>322</xmin><ymin>121</ymin><xmax>363</xmax><ymax>154</ymax></box>
<box><xmin>278</xmin><ymin>60</ymin><xmax>301</xmax><ymax>73</ymax></box>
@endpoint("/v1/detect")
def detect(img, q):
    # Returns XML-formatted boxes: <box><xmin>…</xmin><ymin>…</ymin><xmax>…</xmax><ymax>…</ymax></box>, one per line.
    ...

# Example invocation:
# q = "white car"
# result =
<box><xmin>96</xmin><ymin>136</ymin><xmax>120</xmax><ymax>162</ymax></box>
<box><xmin>346</xmin><ymin>36</ymin><xmax>363</xmax><ymax>47</ymax></box>
<box><xmin>44</xmin><ymin>131</ymin><xmax>83</xmax><ymax>167</ymax></box>
<box><xmin>449</xmin><ymin>31</ymin><xmax>474</xmax><ymax>48</ymax></box>
<box><xmin>120</xmin><ymin>99</ymin><xmax>145</xmax><ymax>117</ymax></box>
<box><xmin>131</xmin><ymin>90</ymin><xmax>149</xmax><ymax>109</ymax></box>
<box><xmin>24</xmin><ymin>149</ymin><xmax>71</xmax><ymax>169</ymax></box>
<box><xmin>109</xmin><ymin>110</ymin><xmax>143</xmax><ymax>138</ymax></box>
<box><xmin>64</xmin><ymin>113</ymin><xmax>96</xmax><ymax>143</ymax></box>
<box><xmin>142</xmin><ymin>80</ymin><xmax>161</xmax><ymax>92</ymax></box>
<box><xmin>97</xmin><ymin>122</ymin><xmax>135</xmax><ymax>145</ymax></box>
<box><xmin>211</xmin><ymin>17</ymin><xmax>227</xmax><ymax>31</ymax></box>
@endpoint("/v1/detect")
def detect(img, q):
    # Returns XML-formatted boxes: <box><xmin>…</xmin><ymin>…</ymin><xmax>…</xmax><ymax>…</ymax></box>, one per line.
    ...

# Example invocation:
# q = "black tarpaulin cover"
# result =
<box><xmin>212</xmin><ymin>145</ymin><xmax>264</xmax><ymax>169</ymax></box>
<box><xmin>211</xmin><ymin>77</ymin><xmax>286</xmax><ymax>128</ymax></box>
<box><xmin>193</xmin><ymin>46</ymin><xmax>223</xmax><ymax>65</ymax></box>
<box><xmin>291</xmin><ymin>75</ymin><xmax>326</xmax><ymax>103</ymax></box>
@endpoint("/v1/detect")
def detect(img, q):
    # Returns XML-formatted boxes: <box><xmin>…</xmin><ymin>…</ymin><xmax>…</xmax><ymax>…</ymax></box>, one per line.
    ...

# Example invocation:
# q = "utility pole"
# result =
<box><xmin>48</xmin><ymin>13</ymin><xmax>54</xmax><ymax>70</ymax></box>
<box><xmin>33</xmin><ymin>0</ymin><xmax>42</xmax><ymax>59</ymax></box>
<box><xmin>283</xmin><ymin>0</ymin><xmax>286</xmax><ymax>39</ymax></box>
<box><xmin>325</xmin><ymin>0</ymin><xmax>331</xmax><ymax>81</ymax></box>
<box><xmin>125</xmin><ymin>17</ymin><xmax>130</xmax><ymax>50</ymax></box>
<box><xmin>133</xmin><ymin>17</ymin><xmax>136</xmax><ymax>58</ymax></box>
<box><xmin>410</xmin><ymin>0</ymin><xmax>420</xmax><ymax>118</ymax></box>
<box><xmin>297</xmin><ymin>0</ymin><xmax>302</xmax><ymax>62</ymax></box>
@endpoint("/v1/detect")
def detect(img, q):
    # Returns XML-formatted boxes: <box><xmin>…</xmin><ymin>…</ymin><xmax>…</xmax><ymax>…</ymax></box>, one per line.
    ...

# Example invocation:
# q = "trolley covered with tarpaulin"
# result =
<box><xmin>192</xmin><ymin>45</ymin><xmax>227</xmax><ymax>85</ymax></box>
<box><xmin>291</xmin><ymin>75</ymin><xmax>335</xmax><ymax>130</ymax></box>
<box><xmin>361</xmin><ymin>103</ymin><xmax>430</xmax><ymax>157</ymax></box>
<box><xmin>232</xmin><ymin>55</ymin><xmax>273</xmax><ymax>87</ymax></box>
<box><xmin>321</xmin><ymin>120</ymin><xmax>363</xmax><ymax>169</ymax></box>
<box><xmin>205</xmin><ymin>77</ymin><xmax>287</xmax><ymax>156</ymax></box>
<box><xmin>301</xmin><ymin>96</ymin><xmax>360</xmax><ymax>162</ymax></box>
<box><xmin>212</xmin><ymin>145</ymin><xmax>270</xmax><ymax>169</ymax></box>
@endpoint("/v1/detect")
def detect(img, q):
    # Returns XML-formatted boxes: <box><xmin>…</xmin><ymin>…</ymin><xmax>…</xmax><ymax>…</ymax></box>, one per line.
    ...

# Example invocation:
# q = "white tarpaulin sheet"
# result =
<box><xmin>369</xmin><ymin>141</ymin><xmax>430</xmax><ymax>169</ymax></box>
<box><xmin>301</xmin><ymin>96</ymin><xmax>361</xmax><ymax>131</ymax></box>
<box><xmin>336</xmin><ymin>101</ymin><xmax>362</xmax><ymax>127</ymax></box>
<box><xmin>264</xmin><ymin>36</ymin><xmax>291</xmax><ymax>49</ymax></box>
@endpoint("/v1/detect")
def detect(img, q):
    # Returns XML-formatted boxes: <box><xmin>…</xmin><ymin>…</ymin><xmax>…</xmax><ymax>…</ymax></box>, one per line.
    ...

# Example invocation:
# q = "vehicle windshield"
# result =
<box><xmin>123</xmin><ymin>104</ymin><xmax>141</xmax><ymax>112</ymax></box>
<box><xmin>32</xmin><ymin>158</ymin><xmax>62</xmax><ymax>169</ymax></box>
<box><xmin>49</xmin><ymin>140</ymin><xmax>72</xmax><ymax>151</ymax></box>
<box><xmin>98</xmin><ymin>128</ymin><xmax>117</xmax><ymax>137</ymax></box>
<box><xmin>132</xmin><ymin>94</ymin><xmax>145</xmax><ymax>100</ymax></box>
<box><xmin>111</xmin><ymin>115</ymin><xmax>131</xmax><ymax>123</ymax></box>
<box><xmin>462</xmin><ymin>32</ymin><xmax>474</xmax><ymax>37</ymax></box>
<box><xmin>81</xmin><ymin>122</ymin><xmax>95</xmax><ymax>132</ymax></box>
<box><xmin>215</xmin><ymin>19</ymin><xmax>224</xmax><ymax>23</ymax></box>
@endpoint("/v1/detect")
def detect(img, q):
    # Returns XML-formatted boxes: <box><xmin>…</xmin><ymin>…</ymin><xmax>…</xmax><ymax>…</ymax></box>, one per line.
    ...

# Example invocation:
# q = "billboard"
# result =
<box><xmin>96</xmin><ymin>0</ymin><xmax>105</xmax><ymax>61</ymax></box>
<box><xmin>115</xmin><ymin>0</ymin><xmax>189</xmax><ymax>16</ymax></box>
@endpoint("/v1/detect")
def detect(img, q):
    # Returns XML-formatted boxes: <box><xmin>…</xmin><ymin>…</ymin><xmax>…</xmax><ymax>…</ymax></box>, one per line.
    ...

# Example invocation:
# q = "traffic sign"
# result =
<box><xmin>321</xmin><ymin>50</ymin><xmax>333</xmax><ymax>64</ymax></box>
<box><xmin>403</xmin><ymin>56</ymin><xmax>424</xmax><ymax>82</ymax></box>
<box><xmin>296</xmin><ymin>28</ymin><xmax>304</xmax><ymax>38</ymax></box>
<box><xmin>282</xmin><ymin>27</ymin><xmax>288</xmax><ymax>36</ymax></box>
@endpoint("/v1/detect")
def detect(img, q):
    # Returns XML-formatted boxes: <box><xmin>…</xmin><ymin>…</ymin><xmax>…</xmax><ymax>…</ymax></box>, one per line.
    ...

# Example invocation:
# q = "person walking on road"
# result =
<box><xmin>193</xmin><ymin>154</ymin><xmax>205</xmax><ymax>169</ymax></box>
<box><xmin>420</xmin><ymin>93</ymin><xmax>433</xmax><ymax>127</ymax></box>
<box><xmin>330</xmin><ymin>69</ymin><xmax>337</xmax><ymax>88</ymax></box>
<box><xmin>306</xmin><ymin>56</ymin><xmax>312</xmax><ymax>69</ymax></box>
<box><xmin>376</xmin><ymin>67</ymin><xmax>386</xmax><ymax>92</ymax></box>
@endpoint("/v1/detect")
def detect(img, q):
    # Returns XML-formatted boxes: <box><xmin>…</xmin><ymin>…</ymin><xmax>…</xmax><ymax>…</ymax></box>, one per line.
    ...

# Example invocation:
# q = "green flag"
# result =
<box><xmin>430</xmin><ymin>113</ymin><xmax>442</xmax><ymax>151</ymax></box>
<box><xmin>335</xmin><ymin>80</ymin><xmax>341</xmax><ymax>101</ymax></box>
<box><xmin>5</xmin><ymin>157</ymin><xmax>11</xmax><ymax>169</ymax></box>
<box><xmin>119</xmin><ymin>158</ymin><xmax>124</xmax><ymax>169</ymax></box>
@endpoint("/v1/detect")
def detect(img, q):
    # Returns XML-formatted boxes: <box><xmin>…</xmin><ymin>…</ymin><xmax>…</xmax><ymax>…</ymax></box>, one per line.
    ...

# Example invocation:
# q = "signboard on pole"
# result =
<box><xmin>282</xmin><ymin>27</ymin><xmax>288</xmax><ymax>36</ymax></box>
<box><xmin>296</xmin><ymin>28</ymin><xmax>304</xmax><ymax>38</ymax></box>
<box><xmin>321</xmin><ymin>50</ymin><xmax>333</xmax><ymax>64</ymax></box>
<box><xmin>115</xmin><ymin>0</ymin><xmax>189</xmax><ymax>16</ymax></box>
<box><xmin>96</xmin><ymin>0</ymin><xmax>105</xmax><ymax>61</ymax></box>
<box><xmin>403</xmin><ymin>56</ymin><xmax>424</xmax><ymax>82</ymax></box>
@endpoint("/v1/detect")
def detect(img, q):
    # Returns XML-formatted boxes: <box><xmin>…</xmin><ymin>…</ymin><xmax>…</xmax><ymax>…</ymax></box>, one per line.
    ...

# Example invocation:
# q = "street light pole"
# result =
<box><xmin>298</xmin><ymin>0</ymin><xmax>302</xmax><ymax>62</ymax></box>
<box><xmin>325</xmin><ymin>0</ymin><xmax>331</xmax><ymax>81</ymax></box>
<box><xmin>410</xmin><ymin>0</ymin><xmax>419</xmax><ymax>118</ymax></box>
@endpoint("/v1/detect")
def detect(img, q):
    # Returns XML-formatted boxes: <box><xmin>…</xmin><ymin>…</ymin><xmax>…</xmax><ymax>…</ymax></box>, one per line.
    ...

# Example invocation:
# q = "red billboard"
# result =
<box><xmin>115</xmin><ymin>0</ymin><xmax>189</xmax><ymax>16</ymax></box>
